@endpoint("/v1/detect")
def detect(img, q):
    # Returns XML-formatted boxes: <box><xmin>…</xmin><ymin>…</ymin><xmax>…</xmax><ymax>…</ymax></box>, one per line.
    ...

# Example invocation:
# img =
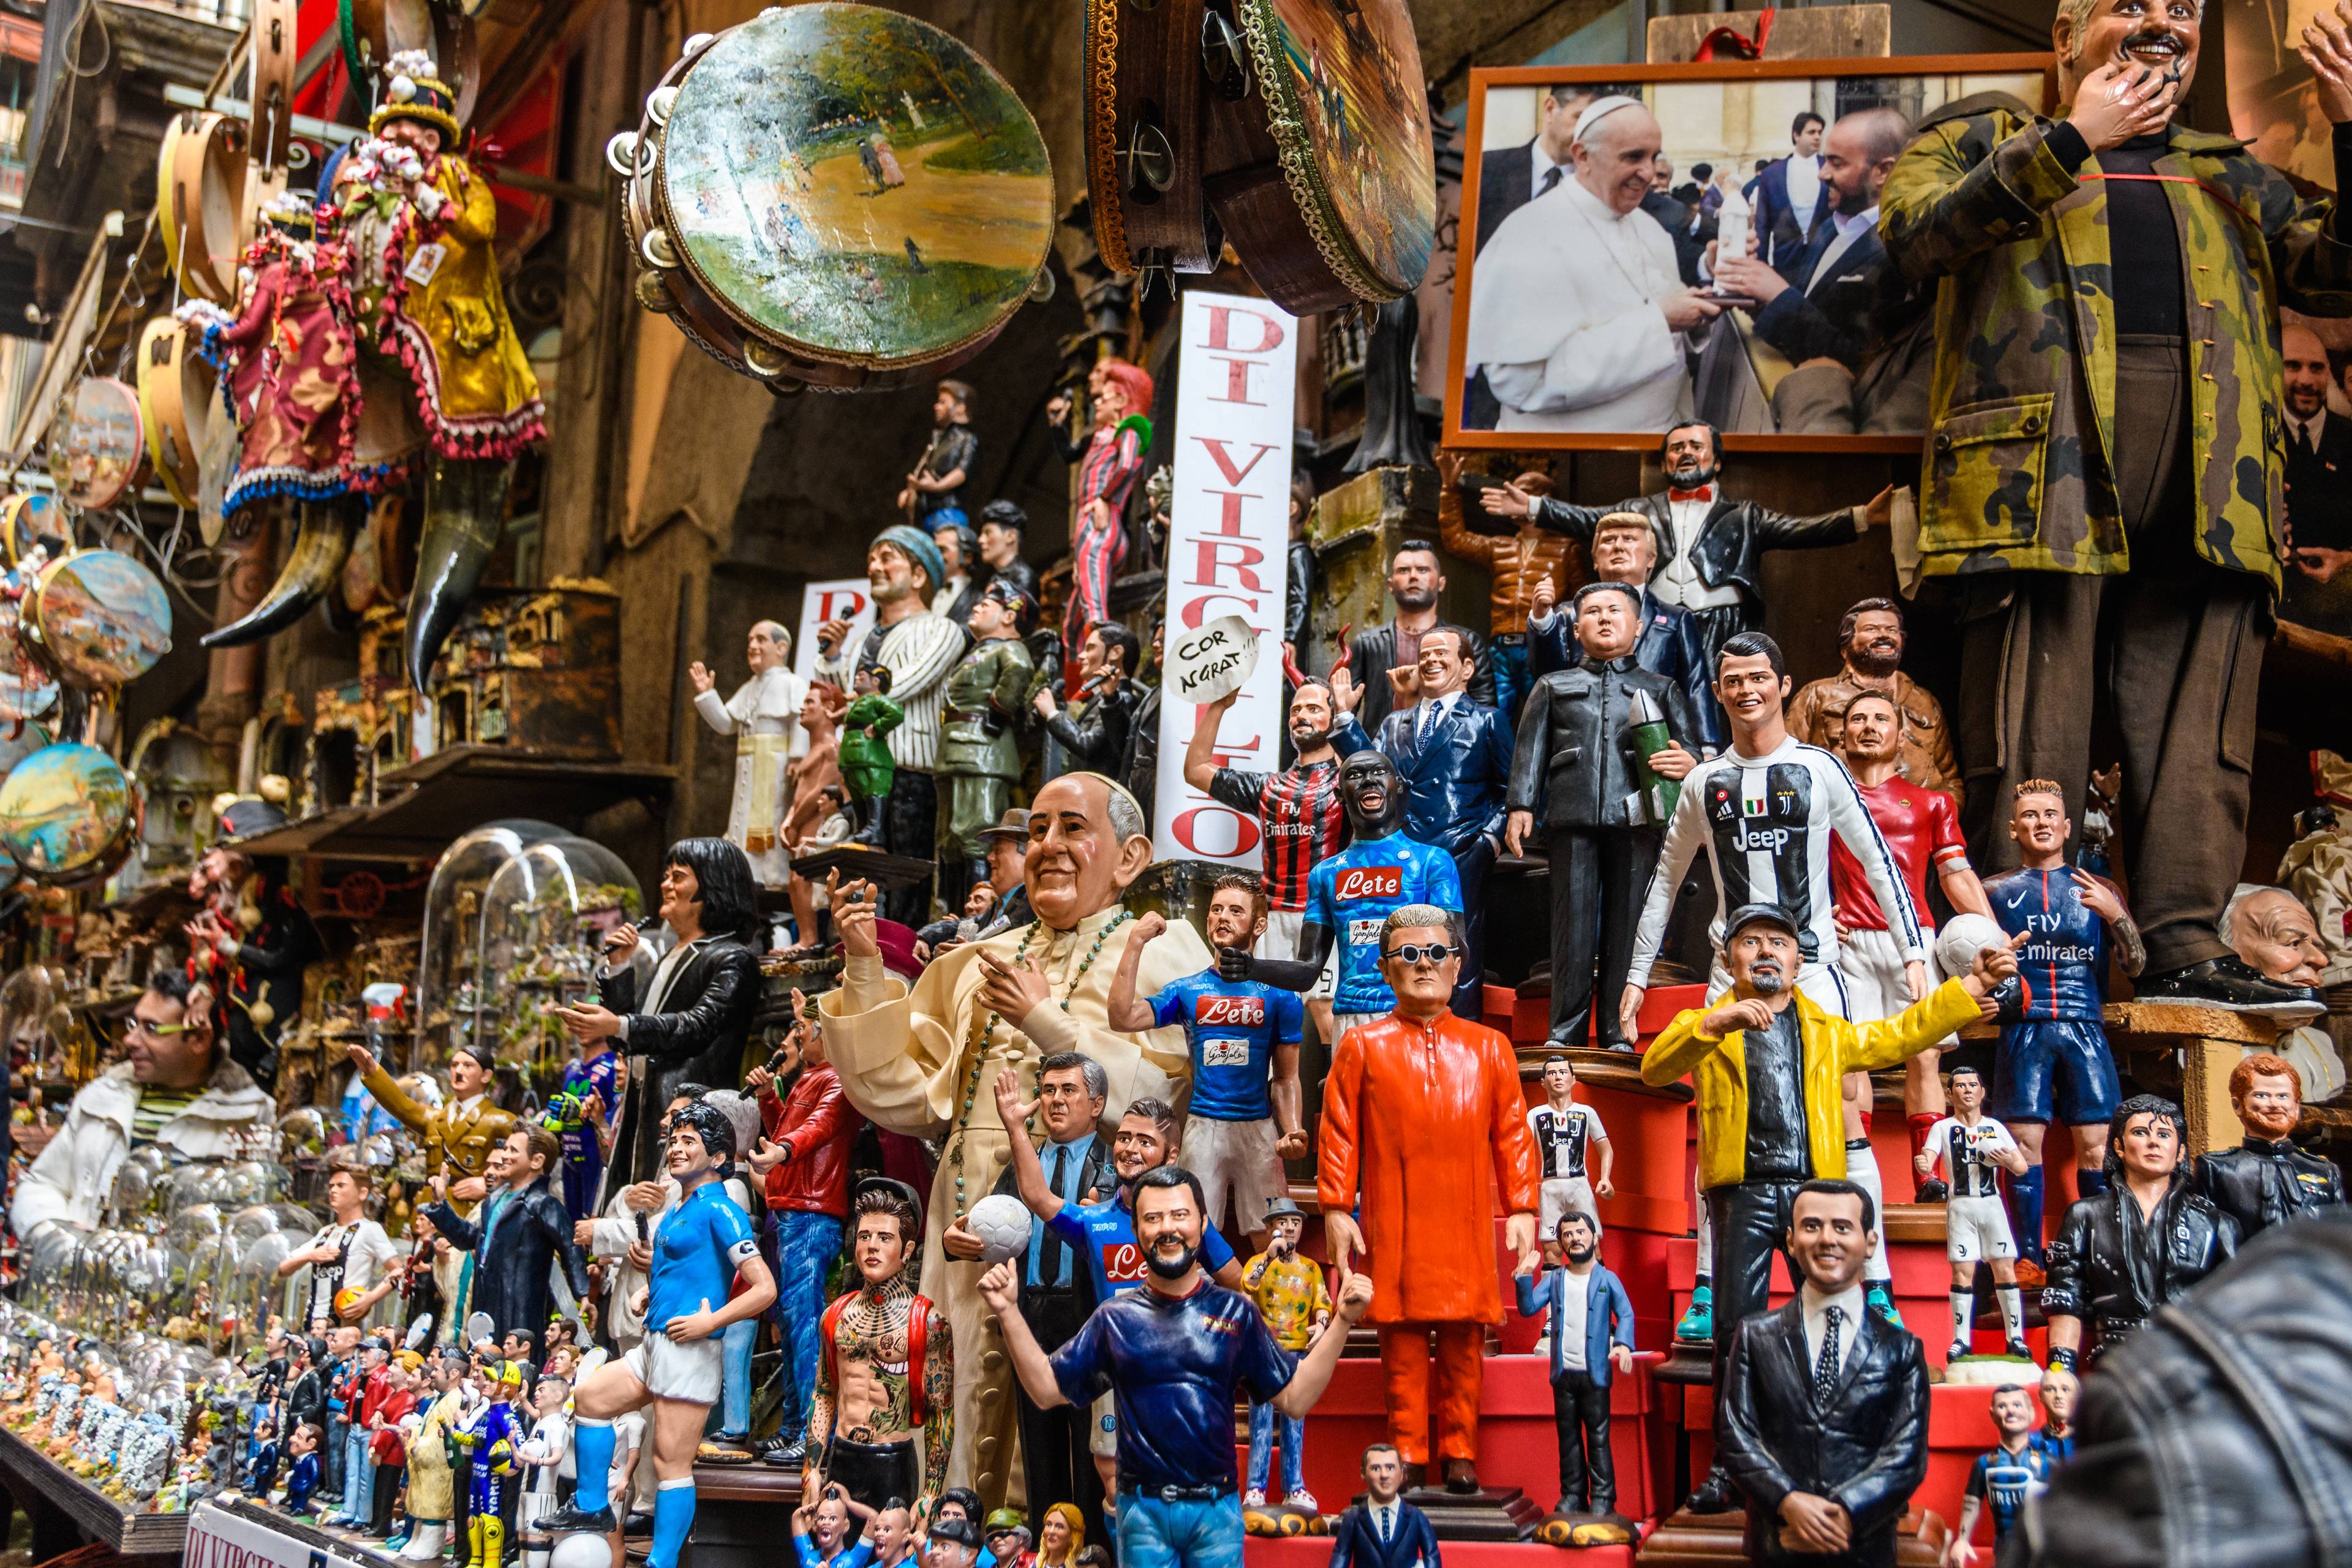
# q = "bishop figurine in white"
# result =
<box><xmin>690</xmin><ymin>620</ymin><xmax>809</xmax><ymax>886</ymax></box>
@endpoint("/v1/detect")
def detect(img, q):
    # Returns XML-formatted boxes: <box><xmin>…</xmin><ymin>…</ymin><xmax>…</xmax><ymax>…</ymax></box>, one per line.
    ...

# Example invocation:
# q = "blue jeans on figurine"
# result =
<box><xmin>770</xmin><ymin>1211</ymin><xmax>843</xmax><ymax>1442</ymax></box>
<box><xmin>1245</xmin><ymin>1400</ymin><xmax>1305</xmax><ymax>1501</ymax></box>
<box><xmin>1491</xmin><ymin>640</ymin><xmax>1531</xmax><ymax>734</ymax></box>
<box><xmin>1121</xmin><ymin>1493</ymin><xmax>1245</xmax><ymax>1568</ymax></box>
<box><xmin>717</xmin><ymin>1317</ymin><xmax>758</xmax><ymax>1440</ymax></box>
<box><xmin>333</xmin><ymin>1422</ymin><xmax>371</xmax><ymax>1522</ymax></box>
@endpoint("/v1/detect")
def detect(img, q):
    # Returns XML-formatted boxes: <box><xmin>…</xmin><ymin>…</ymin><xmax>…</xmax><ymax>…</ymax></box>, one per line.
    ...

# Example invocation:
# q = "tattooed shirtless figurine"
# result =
<box><xmin>805</xmin><ymin>1182</ymin><xmax>953</xmax><ymax>1515</ymax></box>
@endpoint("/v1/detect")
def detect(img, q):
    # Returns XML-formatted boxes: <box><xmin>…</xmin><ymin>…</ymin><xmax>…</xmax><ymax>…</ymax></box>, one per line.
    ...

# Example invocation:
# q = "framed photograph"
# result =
<box><xmin>1444</xmin><ymin>55</ymin><xmax>2056</xmax><ymax>452</ymax></box>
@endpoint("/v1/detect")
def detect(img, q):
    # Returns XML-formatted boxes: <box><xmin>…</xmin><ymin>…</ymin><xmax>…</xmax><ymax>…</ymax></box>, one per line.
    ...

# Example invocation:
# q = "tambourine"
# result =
<box><xmin>0</xmin><ymin>597</ymin><xmax>59</xmax><ymax>725</ymax></box>
<box><xmin>157</xmin><ymin>111</ymin><xmax>249</xmax><ymax>306</ymax></box>
<box><xmin>23</xmin><ymin>549</ymin><xmax>173</xmax><ymax>690</ymax></box>
<box><xmin>48</xmin><ymin>377</ymin><xmax>148</xmax><ymax>511</ymax></box>
<box><xmin>1</xmin><ymin>494</ymin><xmax>64</xmax><ymax>568</ymax></box>
<box><xmin>0</xmin><ymin>742</ymin><xmax>142</xmax><ymax>885</ymax></box>
<box><xmin>616</xmin><ymin>4</ymin><xmax>1055</xmax><ymax>393</ymax></box>
<box><xmin>249</xmin><ymin>0</ymin><xmax>300</xmax><ymax>172</ymax></box>
<box><xmin>1086</xmin><ymin>0</ymin><xmax>1437</xmax><ymax>313</ymax></box>
<box><xmin>135</xmin><ymin>317</ymin><xmax>221</xmax><ymax>511</ymax></box>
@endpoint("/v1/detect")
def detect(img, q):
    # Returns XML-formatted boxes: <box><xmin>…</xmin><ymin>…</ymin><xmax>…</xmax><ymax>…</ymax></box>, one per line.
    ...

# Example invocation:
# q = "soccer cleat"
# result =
<box><xmin>534</xmin><ymin>1504</ymin><xmax>617</xmax><ymax>1539</ymax></box>
<box><xmin>1948</xmin><ymin>1340</ymin><xmax>1971</xmax><ymax>1362</ymax></box>
<box><xmin>1675</xmin><ymin>1284</ymin><xmax>1714</xmax><ymax>1344</ymax></box>
<box><xmin>1915</xmin><ymin>1177</ymin><xmax>1950</xmax><ymax>1203</ymax></box>
<box><xmin>1866</xmin><ymin>1282</ymin><xmax>1902</xmax><ymax>1326</ymax></box>
<box><xmin>2006</xmin><ymin>1340</ymin><xmax>2034</xmax><ymax>1360</ymax></box>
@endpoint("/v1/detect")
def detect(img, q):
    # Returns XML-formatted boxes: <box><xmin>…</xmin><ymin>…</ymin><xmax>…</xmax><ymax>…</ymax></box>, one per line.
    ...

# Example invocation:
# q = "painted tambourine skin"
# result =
<box><xmin>0</xmin><ymin>593</ymin><xmax>58</xmax><ymax>724</ymax></box>
<box><xmin>27</xmin><ymin>549</ymin><xmax>174</xmax><ymax>690</ymax></box>
<box><xmin>49</xmin><ymin>378</ymin><xmax>148</xmax><ymax>511</ymax></box>
<box><xmin>0</xmin><ymin>742</ymin><xmax>138</xmax><ymax>880</ymax></box>
<box><xmin>631</xmin><ymin>4</ymin><xmax>1054</xmax><ymax>388</ymax></box>
<box><xmin>2</xmin><ymin>494</ymin><xmax>61</xmax><ymax>568</ymax></box>
<box><xmin>1238</xmin><ymin>0</ymin><xmax>1436</xmax><ymax>301</ymax></box>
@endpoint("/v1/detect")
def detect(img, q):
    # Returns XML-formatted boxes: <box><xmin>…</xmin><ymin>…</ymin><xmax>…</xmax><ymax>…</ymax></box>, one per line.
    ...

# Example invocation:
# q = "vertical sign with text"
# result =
<box><xmin>1152</xmin><ymin>290</ymin><xmax>1298</xmax><ymax>865</ymax></box>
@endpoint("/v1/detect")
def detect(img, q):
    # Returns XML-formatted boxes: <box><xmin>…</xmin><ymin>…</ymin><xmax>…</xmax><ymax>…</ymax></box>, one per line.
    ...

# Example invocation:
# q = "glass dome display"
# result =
<box><xmin>474</xmin><ymin>835</ymin><xmax>646</xmax><ymax>1084</ymax></box>
<box><xmin>416</xmin><ymin>819</ymin><xmax>564</xmax><ymax>1071</ymax></box>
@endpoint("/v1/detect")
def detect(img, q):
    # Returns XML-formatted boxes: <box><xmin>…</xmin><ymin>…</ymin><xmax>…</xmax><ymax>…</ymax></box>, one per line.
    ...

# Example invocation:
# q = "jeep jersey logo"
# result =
<box><xmin>1335</xmin><ymin>866</ymin><xmax>1403</xmax><ymax>901</ymax></box>
<box><xmin>1196</xmin><ymin>995</ymin><xmax>1265</xmax><ymax>1028</ymax></box>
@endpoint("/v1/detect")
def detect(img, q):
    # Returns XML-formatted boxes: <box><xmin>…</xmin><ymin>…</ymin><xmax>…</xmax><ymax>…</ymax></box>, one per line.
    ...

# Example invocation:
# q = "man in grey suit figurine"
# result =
<box><xmin>1716</xmin><ymin>1179</ymin><xmax>1930</xmax><ymax>1568</ymax></box>
<box><xmin>1481</xmin><ymin>421</ymin><xmax>1890</xmax><ymax>695</ymax></box>
<box><xmin>1515</xmin><ymin>1210</ymin><xmax>1637</xmax><ymax>1544</ymax></box>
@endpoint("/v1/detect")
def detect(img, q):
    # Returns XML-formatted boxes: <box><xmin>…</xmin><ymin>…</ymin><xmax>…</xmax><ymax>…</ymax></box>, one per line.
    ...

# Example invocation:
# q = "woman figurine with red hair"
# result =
<box><xmin>1046</xmin><ymin>358</ymin><xmax>1153</xmax><ymax>678</ymax></box>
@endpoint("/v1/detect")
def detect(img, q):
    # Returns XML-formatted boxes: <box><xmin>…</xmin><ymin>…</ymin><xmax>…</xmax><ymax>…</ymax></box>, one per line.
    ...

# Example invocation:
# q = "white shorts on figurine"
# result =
<box><xmin>1946</xmin><ymin>1194</ymin><xmax>2017</xmax><ymax>1262</ymax></box>
<box><xmin>1261</xmin><ymin>913</ymin><xmax>1338</xmax><ymax>999</ymax></box>
<box><xmin>1540</xmin><ymin>1176</ymin><xmax>1600</xmax><ymax>1238</ymax></box>
<box><xmin>1186</xmin><ymin>1115</ymin><xmax>1287</xmax><ymax>1238</ymax></box>
<box><xmin>1839</xmin><ymin>925</ymin><xmax>1952</xmax><ymax>1031</ymax></box>
<box><xmin>621</xmin><ymin>1328</ymin><xmax>722</xmax><ymax>1406</ymax></box>
<box><xmin>1842</xmin><ymin>1139</ymin><xmax>1894</xmax><ymax>1284</ymax></box>
<box><xmin>1708</xmin><ymin>956</ymin><xmax>1852</xmax><ymax>1019</ymax></box>
<box><xmin>1333</xmin><ymin>1011</ymin><xmax>1384</xmax><ymax>1044</ymax></box>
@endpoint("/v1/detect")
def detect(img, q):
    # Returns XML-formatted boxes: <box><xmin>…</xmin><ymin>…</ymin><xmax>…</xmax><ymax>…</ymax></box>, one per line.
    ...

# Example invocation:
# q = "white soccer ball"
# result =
<box><xmin>552</xmin><ymin>1531</ymin><xmax>614</xmax><ymax>1568</ymax></box>
<box><xmin>1937</xmin><ymin>912</ymin><xmax>2009</xmax><ymax>981</ymax></box>
<box><xmin>966</xmin><ymin>1193</ymin><xmax>1035</xmax><ymax>1265</ymax></box>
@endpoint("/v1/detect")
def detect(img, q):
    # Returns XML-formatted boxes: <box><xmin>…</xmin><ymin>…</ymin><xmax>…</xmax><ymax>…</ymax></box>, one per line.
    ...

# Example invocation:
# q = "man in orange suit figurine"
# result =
<box><xmin>1318</xmin><ymin>903</ymin><xmax>1542</xmax><ymax>1495</ymax></box>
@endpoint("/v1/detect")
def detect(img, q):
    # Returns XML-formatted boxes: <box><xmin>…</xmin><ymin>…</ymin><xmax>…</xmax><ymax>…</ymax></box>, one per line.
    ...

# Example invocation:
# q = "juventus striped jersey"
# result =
<box><xmin>1629</xmin><ymin>735</ymin><xmax>1924</xmax><ymax>989</ymax></box>
<box><xmin>1206</xmin><ymin>760</ymin><xmax>1350</xmax><ymax>913</ymax></box>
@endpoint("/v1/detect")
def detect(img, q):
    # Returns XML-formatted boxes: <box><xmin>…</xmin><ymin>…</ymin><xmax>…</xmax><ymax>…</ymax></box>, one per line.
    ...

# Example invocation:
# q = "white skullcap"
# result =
<box><xmin>1572</xmin><ymin>95</ymin><xmax>1645</xmax><ymax>144</ymax></box>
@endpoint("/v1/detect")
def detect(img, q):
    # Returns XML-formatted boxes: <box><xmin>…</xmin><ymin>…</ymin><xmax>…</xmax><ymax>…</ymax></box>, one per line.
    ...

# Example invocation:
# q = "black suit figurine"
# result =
<box><xmin>2195</xmin><ymin>1136</ymin><xmax>2346</xmax><ymax>1243</ymax></box>
<box><xmin>1716</xmin><ymin>1182</ymin><xmax>1929</xmax><ymax>1568</ymax></box>
<box><xmin>1748</xmin><ymin>222</ymin><xmax>1888</xmax><ymax>375</ymax></box>
<box><xmin>424</xmin><ymin>1167</ymin><xmax>592</xmax><ymax>1365</ymax></box>
<box><xmin>1509</xmin><ymin>609</ymin><xmax>1698</xmax><ymax>1049</ymax></box>
<box><xmin>1329</xmin><ymin>1490</ymin><xmax>1441</xmax><ymax>1568</ymax></box>
<box><xmin>1341</xmin><ymin>622</ymin><xmax>1494</xmax><ymax>737</ymax></box>
<box><xmin>1529</xmin><ymin>585</ymin><xmax>1722</xmax><ymax>752</ymax></box>
<box><xmin>2283</xmin><ymin>409</ymin><xmax>2352</xmax><ymax>552</ymax></box>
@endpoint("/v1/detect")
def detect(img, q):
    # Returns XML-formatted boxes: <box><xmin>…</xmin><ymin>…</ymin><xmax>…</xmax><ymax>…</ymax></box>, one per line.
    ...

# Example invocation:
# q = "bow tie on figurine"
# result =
<box><xmin>1669</xmin><ymin>484</ymin><xmax>1716</xmax><ymax>503</ymax></box>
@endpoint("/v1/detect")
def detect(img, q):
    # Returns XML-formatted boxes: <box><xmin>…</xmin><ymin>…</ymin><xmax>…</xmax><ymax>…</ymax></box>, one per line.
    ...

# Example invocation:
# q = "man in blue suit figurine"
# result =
<box><xmin>1330</xmin><ymin>627</ymin><xmax>1514</xmax><ymax>1017</ymax></box>
<box><xmin>1328</xmin><ymin>1444</ymin><xmax>1439</xmax><ymax>1568</ymax></box>
<box><xmin>1514</xmin><ymin>1211</ymin><xmax>1637</xmax><ymax>1542</ymax></box>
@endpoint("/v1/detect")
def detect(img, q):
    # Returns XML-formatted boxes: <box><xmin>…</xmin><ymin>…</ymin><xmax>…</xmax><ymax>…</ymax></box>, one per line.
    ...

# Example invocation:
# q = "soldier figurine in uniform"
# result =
<box><xmin>937</xmin><ymin>582</ymin><xmax>1038</xmax><ymax>911</ymax></box>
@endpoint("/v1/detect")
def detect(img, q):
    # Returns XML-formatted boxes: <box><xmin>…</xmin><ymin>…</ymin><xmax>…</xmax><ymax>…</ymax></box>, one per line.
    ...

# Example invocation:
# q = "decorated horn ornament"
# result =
<box><xmin>200</xmin><ymin>500</ymin><xmax>358</xmax><ymax>648</ymax></box>
<box><xmin>403</xmin><ymin>455</ymin><xmax>510</xmax><ymax>690</ymax></box>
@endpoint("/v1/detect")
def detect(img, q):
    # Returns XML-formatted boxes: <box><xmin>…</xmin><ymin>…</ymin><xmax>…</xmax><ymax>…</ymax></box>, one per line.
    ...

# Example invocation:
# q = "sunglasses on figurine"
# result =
<box><xmin>1385</xmin><ymin>943</ymin><xmax>1460</xmax><ymax>966</ymax></box>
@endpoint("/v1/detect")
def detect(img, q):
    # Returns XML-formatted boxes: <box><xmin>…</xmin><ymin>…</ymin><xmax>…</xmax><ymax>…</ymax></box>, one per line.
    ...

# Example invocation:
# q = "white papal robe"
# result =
<box><xmin>693</xmin><ymin>666</ymin><xmax>808</xmax><ymax>886</ymax></box>
<box><xmin>818</xmin><ymin>904</ymin><xmax>1212</xmax><ymax>1506</ymax></box>
<box><xmin>1466</xmin><ymin>175</ymin><xmax>1694</xmax><ymax>432</ymax></box>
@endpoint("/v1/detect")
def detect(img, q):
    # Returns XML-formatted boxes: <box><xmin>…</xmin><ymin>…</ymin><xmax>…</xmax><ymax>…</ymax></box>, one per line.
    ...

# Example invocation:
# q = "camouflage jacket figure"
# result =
<box><xmin>1881</xmin><ymin>110</ymin><xmax>2352</xmax><ymax>590</ymax></box>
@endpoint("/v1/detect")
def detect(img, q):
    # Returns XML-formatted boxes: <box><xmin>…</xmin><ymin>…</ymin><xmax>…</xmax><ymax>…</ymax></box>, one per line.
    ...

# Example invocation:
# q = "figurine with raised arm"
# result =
<box><xmin>1915</xmin><ymin>1065</ymin><xmax>2031</xmax><ymax>1362</ymax></box>
<box><xmin>689</xmin><ymin>620</ymin><xmax>809</xmax><ymax>888</ymax></box>
<box><xmin>1983</xmin><ymin>782</ymin><xmax>2146</xmax><ymax>1274</ymax></box>
<box><xmin>1513</xmin><ymin>1210</ymin><xmax>1637</xmax><ymax>1543</ymax></box>
<box><xmin>1436</xmin><ymin>451</ymin><xmax>1577</xmax><ymax>725</ymax></box>
<box><xmin>537</xmin><ymin>1104</ymin><xmax>777</xmax><ymax>1568</ymax></box>
<box><xmin>1339</xmin><ymin>540</ymin><xmax>1493</xmax><ymax>738</ymax></box>
<box><xmin>1506</xmin><ymin>582</ymin><xmax>1700</xmax><ymax>1049</ymax></box>
<box><xmin>902</xmin><ymin>380</ymin><xmax>979</xmax><ymax>526</ymax></box>
<box><xmin>801</xmin><ymin>1182</ymin><xmax>952</xmax><ymax>1515</ymax></box>
<box><xmin>1046</xmin><ymin>360</ymin><xmax>1152</xmax><ymax>663</ymax></box>
<box><xmin>1642</xmin><ymin>903</ymin><xmax>2016</xmax><ymax>1512</ymax></box>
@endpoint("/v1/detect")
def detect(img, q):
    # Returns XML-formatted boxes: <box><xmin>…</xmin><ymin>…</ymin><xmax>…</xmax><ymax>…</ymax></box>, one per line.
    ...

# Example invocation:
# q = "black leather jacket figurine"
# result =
<box><xmin>424</xmin><ymin>1145</ymin><xmax>590</xmax><ymax>1360</ymax></box>
<box><xmin>2193</xmin><ymin>1051</ymin><xmax>2346</xmax><ymax>1242</ymax></box>
<box><xmin>2044</xmin><ymin>1096</ymin><xmax>2236</xmax><ymax>1373</ymax></box>
<box><xmin>565</xmin><ymin>837</ymin><xmax>764</xmax><ymax>1184</ymax></box>
<box><xmin>1507</xmin><ymin>584</ymin><xmax>1699</xmax><ymax>1049</ymax></box>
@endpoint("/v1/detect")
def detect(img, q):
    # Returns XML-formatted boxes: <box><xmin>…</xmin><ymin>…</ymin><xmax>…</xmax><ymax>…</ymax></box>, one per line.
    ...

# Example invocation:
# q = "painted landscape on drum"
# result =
<box><xmin>660</xmin><ymin>4</ymin><xmax>1052</xmax><ymax>363</ymax></box>
<box><xmin>1261</xmin><ymin>0</ymin><xmax>1437</xmax><ymax>295</ymax></box>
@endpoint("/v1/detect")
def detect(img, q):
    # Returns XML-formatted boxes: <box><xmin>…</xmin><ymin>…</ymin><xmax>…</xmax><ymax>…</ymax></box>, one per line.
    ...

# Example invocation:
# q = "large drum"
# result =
<box><xmin>157</xmin><ymin>111</ymin><xmax>250</xmax><ymax>306</ymax></box>
<box><xmin>0</xmin><ymin>742</ymin><xmax>141</xmax><ymax>883</ymax></box>
<box><xmin>24</xmin><ymin>549</ymin><xmax>174</xmax><ymax>690</ymax></box>
<box><xmin>1085</xmin><ymin>0</ymin><xmax>1436</xmax><ymax>313</ymax></box>
<box><xmin>617</xmin><ymin>4</ymin><xmax>1055</xmax><ymax>391</ymax></box>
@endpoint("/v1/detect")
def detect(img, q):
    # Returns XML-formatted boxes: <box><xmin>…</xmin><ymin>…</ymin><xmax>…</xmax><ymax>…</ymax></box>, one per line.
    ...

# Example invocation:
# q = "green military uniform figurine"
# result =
<box><xmin>937</xmin><ymin>581</ymin><xmax>1039</xmax><ymax>896</ymax></box>
<box><xmin>840</xmin><ymin>664</ymin><xmax>905</xmax><ymax>847</ymax></box>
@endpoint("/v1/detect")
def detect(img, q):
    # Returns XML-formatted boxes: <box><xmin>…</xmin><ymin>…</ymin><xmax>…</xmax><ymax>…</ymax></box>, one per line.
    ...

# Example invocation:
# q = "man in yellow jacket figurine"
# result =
<box><xmin>1642</xmin><ymin>902</ymin><xmax>2022</xmax><ymax>1512</ymax></box>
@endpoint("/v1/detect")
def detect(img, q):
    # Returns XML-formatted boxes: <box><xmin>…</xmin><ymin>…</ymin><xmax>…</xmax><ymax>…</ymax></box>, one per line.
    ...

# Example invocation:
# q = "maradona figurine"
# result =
<box><xmin>538</xmin><ymin>1103</ymin><xmax>777</xmax><ymax>1568</ymax></box>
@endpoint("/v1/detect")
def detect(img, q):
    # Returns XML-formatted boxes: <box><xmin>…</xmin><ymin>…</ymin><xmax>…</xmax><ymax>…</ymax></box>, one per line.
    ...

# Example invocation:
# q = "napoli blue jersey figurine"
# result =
<box><xmin>1310</xmin><ymin>831</ymin><xmax>1461</xmax><ymax>1019</ymax></box>
<box><xmin>553</xmin><ymin>1047</ymin><xmax>622</xmax><ymax>1220</ymax></box>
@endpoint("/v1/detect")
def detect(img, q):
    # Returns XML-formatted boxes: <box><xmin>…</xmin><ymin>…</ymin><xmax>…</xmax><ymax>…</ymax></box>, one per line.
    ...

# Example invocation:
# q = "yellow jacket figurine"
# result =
<box><xmin>349</xmin><ymin>1041</ymin><xmax>514</xmax><ymax>1216</ymax></box>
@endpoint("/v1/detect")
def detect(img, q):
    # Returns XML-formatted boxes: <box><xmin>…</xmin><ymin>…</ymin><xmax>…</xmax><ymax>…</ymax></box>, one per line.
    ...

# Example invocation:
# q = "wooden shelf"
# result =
<box><xmin>0</xmin><ymin>1422</ymin><xmax>187</xmax><ymax>1558</ymax></box>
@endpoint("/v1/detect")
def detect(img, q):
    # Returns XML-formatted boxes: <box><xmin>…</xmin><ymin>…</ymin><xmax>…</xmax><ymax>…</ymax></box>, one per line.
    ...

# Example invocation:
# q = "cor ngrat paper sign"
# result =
<box><xmin>1167</xmin><ymin>615</ymin><xmax>1261</xmax><ymax>707</ymax></box>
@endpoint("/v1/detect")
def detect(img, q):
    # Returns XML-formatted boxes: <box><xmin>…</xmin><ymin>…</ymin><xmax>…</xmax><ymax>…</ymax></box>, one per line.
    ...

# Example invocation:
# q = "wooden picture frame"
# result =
<box><xmin>1445</xmin><ymin>54</ymin><xmax>2057</xmax><ymax>453</ymax></box>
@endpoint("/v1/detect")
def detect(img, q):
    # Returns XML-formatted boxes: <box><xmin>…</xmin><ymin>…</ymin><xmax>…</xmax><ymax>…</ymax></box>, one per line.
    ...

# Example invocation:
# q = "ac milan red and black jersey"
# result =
<box><xmin>1207</xmin><ymin>760</ymin><xmax>1350</xmax><ymax>913</ymax></box>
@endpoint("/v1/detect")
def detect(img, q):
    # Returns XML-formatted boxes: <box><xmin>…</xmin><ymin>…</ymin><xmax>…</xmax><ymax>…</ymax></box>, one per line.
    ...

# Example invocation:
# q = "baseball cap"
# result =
<box><xmin>1723</xmin><ymin>903</ymin><xmax>1800</xmax><ymax>943</ymax></box>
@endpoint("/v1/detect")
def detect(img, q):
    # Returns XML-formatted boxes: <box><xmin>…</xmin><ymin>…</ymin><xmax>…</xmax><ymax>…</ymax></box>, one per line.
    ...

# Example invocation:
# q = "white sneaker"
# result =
<box><xmin>1242</xmin><ymin>1490</ymin><xmax>1267</xmax><ymax>1509</ymax></box>
<box><xmin>1284</xmin><ymin>1490</ymin><xmax>1319</xmax><ymax>1513</ymax></box>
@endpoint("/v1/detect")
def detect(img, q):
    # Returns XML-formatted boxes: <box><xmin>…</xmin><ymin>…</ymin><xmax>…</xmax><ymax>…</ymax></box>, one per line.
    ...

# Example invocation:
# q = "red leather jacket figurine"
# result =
<box><xmin>756</xmin><ymin>1058</ymin><xmax>865</xmax><ymax>1218</ymax></box>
